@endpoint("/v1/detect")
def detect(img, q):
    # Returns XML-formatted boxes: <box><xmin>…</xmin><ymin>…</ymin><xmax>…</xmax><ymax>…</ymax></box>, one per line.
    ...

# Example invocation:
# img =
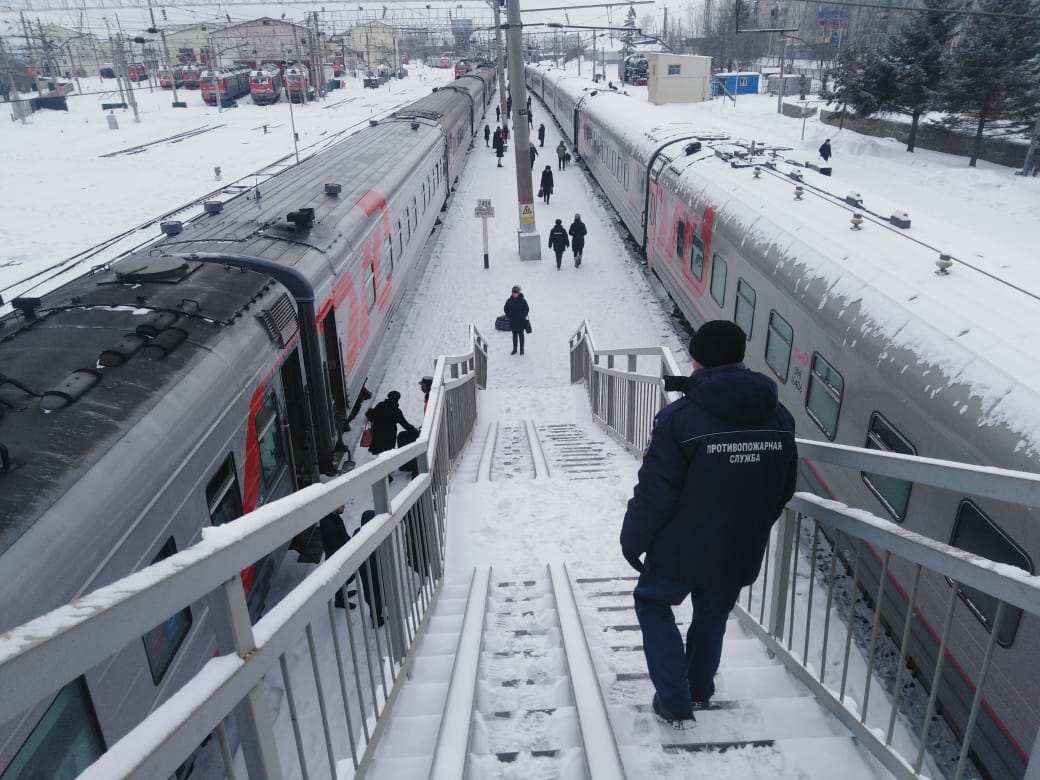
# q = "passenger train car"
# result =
<box><xmin>0</xmin><ymin>65</ymin><xmax>497</xmax><ymax>778</ymax></box>
<box><xmin>528</xmin><ymin>64</ymin><xmax>1040</xmax><ymax>780</ymax></box>
<box><xmin>199</xmin><ymin>65</ymin><xmax>251</xmax><ymax>106</ymax></box>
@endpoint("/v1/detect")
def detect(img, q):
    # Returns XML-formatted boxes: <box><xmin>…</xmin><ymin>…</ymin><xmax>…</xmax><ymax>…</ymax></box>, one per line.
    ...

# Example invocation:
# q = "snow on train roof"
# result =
<box><xmin>533</xmin><ymin>66</ymin><xmax>1040</xmax><ymax>457</ymax></box>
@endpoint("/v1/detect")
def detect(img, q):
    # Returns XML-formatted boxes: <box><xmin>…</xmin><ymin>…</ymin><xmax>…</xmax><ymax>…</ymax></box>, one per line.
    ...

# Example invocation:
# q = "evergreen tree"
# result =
<box><xmin>621</xmin><ymin>4</ymin><xmax>638</xmax><ymax>61</ymax></box>
<box><xmin>942</xmin><ymin>0</ymin><xmax>1040</xmax><ymax>166</ymax></box>
<box><xmin>823</xmin><ymin>45</ymin><xmax>881</xmax><ymax>123</ymax></box>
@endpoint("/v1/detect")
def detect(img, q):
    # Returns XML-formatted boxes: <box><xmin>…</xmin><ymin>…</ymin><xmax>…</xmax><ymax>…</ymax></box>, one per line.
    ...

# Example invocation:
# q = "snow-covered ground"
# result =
<box><xmin>4</xmin><ymin>57</ymin><xmax>1026</xmax><ymax>777</ymax></box>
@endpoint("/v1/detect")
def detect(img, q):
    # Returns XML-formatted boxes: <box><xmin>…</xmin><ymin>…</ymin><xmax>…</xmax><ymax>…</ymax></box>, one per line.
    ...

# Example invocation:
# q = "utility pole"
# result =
<box><xmin>491</xmin><ymin>0</ymin><xmax>507</xmax><ymax>132</ymax></box>
<box><xmin>148</xmin><ymin>0</ymin><xmax>179</xmax><ymax>105</ymax></box>
<box><xmin>115</xmin><ymin>33</ymin><xmax>140</xmax><ymax>122</ymax></box>
<box><xmin>505</xmin><ymin>0</ymin><xmax>540</xmax><ymax>260</ymax></box>
<box><xmin>776</xmin><ymin>37</ymin><xmax>786</xmax><ymax>115</ymax></box>
<box><xmin>1019</xmin><ymin>114</ymin><xmax>1040</xmax><ymax>176</ymax></box>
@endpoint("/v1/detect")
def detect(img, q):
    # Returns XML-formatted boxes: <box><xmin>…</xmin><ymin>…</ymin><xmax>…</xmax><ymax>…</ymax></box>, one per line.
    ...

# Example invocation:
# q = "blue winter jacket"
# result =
<box><xmin>620</xmin><ymin>364</ymin><xmax>798</xmax><ymax>590</ymax></box>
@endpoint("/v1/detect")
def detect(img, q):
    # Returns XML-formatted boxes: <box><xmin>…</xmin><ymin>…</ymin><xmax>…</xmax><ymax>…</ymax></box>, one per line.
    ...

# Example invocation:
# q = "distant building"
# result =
<box><xmin>164</xmin><ymin>24</ymin><xmax>219</xmax><ymax>65</ymax></box>
<box><xmin>646</xmin><ymin>53</ymin><xmax>712</xmax><ymax>105</ymax></box>
<box><xmin>346</xmin><ymin>21</ymin><xmax>399</xmax><ymax>69</ymax></box>
<box><xmin>36</xmin><ymin>24</ymin><xmax>105</xmax><ymax>78</ymax></box>
<box><xmin>712</xmin><ymin>71</ymin><xmax>760</xmax><ymax>98</ymax></box>
<box><xmin>209</xmin><ymin>18</ymin><xmax>317</xmax><ymax>68</ymax></box>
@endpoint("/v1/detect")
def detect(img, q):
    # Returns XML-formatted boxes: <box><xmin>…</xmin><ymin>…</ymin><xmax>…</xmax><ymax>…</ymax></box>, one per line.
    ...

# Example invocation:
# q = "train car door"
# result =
<box><xmin>279</xmin><ymin>350</ymin><xmax>317</xmax><ymax>485</ymax></box>
<box><xmin>322</xmin><ymin>310</ymin><xmax>348</xmax><ymax>437</ymax></box>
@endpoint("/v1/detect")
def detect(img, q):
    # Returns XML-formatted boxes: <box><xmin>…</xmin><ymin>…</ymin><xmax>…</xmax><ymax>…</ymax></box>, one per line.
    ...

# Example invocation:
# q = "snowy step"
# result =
<box><xmin>607</xmin><ymin>663</ymin><xmax>810</xmax><ymax>706</ymax></box>
<box><xmin>489</xmin><ymin>420</ymin><xmax>537</xmax><ymax>481</ymax></box>
<box><xmin>471</xmin><ymin>706</ymin><xmax>583</xmax><ymax>753</ymax></box>
<box><xmin>535</xmin><ymin>422</ymin><xmax>618</xmax><ymax>480</ymax></box>
<box><xmin>376</xmin><ymin>713</ymin><xmax>442</xmax><ymax>758</ymax></box>
<box><xmin>606</xmin><ymin>638</ymin><xmax>775</xmax><ymax>674</ymax></box>
<box><xmin>617</xmin><ymin>735</ymin><xmax>884</xmax><ymax>780</ymax></box>
<box><xmin>394</xmin><ymin>681</ymin><xmax>450</xmax><ymax>717</ymax></box>
<box><xmin>466</xmin><ymin>745</ymin><xmax>588</xmax><ymax>778</ymax></box>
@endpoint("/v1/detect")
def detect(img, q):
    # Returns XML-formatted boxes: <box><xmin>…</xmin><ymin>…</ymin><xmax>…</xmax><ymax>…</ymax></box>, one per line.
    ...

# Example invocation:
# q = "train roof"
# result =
<box><xmin>535</xmin><ymin>67</ymin><xmax>1040</xmax><ymax>458</ymax></box>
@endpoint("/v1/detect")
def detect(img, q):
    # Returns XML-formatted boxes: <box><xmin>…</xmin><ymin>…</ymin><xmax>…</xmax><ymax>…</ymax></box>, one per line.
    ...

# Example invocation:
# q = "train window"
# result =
<box><xmin>691</xmin><ymin>235</ymin><xmax>704</xmax><ymax>280</ymax></box>
<box><xmin>710</xmin><ymin>253</ymin><xmax>728</xmax><ymax>307</ymax></box>
<box><xmin>365</xmin><ymin>263</ymin><xmax>377</xmax><ymax>309</ymax></box>
<box><xmin>676</xmin><ymin>220</ymin><xmax>685</xmax><ymax>259</ymax></box>
<box><xmin>394</xmin><ymin>220</ymin><xmax>402</xmax><ymax>260</ymax></box>
<box><xmin>206</xmin><ymin>454</ymin><xmax>243</xmax><ymax>526</ymax></box>
<box><xmin>806</xmin><ymin>353</ymin><xmax>844</xmax><ymax>439</ymax></box>
<box><xmin>734</xmin><ymin>278</ymin><xmax>756</xmax><ymax>338</ymax></box>
<box><xmin>765</xmin><ymin>311</ymin><xmax>793</xmax><ymax>382</ymax></box>
<box><xmin>411</xmin><ymin>197</ymin><xmax>418</xmax><ymax>230</ymax></box>
<box><xmin>255</xmin><ymin>393</ymin><xmax>285</xmax><ymax>488</ymax></box>
<box><xmin>142</xmin><ymin>537</ymin><xmax>193</xmax><ymax>684</ymax></box>
<box><xmin>861</xmin><ymin>413</ymin><xmax>916</xmax><ymax>521</ymax></box>
<box><xmin>950</xmin><ymin>501</ymin><xmax>1031</xmax><ymax>646</ymax></box>
<box><xmin>0</xmin><ymin>678</ymin><xmax>104</xmax><ymax>780</ymax></box>
<box><xmin>384</xmin><ymin>235</ymin><xmax>393</xmax><ymax>273</ymax></box>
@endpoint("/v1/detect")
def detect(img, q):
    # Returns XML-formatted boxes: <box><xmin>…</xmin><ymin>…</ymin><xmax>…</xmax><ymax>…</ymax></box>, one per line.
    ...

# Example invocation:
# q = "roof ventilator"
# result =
<box><xmin>936</xmin><ymin>253</ymin><xmax>954</xmax><ymax>275</ymax></box>
<box><xmin>161</xmin><ymin>221</ymin><xmax>183</xmax><ymax>236</ymax></box>
<box><xmin>794</xmin><ymin>185</ymin><xmax>804</xmax><ymax>200</ymax></box>
<box><xmin>98</xmin><ymin>333</ymin><xmax>149</xmax><ymax>367</ymax></box>
<box><xmin>845</xmin><ymin>192</ymin><xmax>864</xmax><ymax>208</ymax></box>
<box><xmin>11</xmin><ymin>297</ymin><xmax>42</xmax><ymax>321</ymax></box>
<box><xmin>850</xmin><ymin>213</ymin><xmax>864</xmax><ymax>230</ymax></box>
<box><xmin>143</xmin><ymin>327</ymin><xmax>188</xmax><ymax>360</ymax></box>
<box><xmin>369</xmin><ymin>118</ymin><xmax>379</xmax><ymax>126</ymax></box>
<box><xmin>204</xmin><ymin>201</ymin><xmax>224</xmax><ymax>214</ymax></box>
<box><xmin>256</xmin><ymin>293</ymin><xmax>299</xmax><ymax>348</ymax></box>
<box><xmin>684</xmin><ymin>141</ymin><xmax>701</xmax><ymax>155</ymax></box>
<box><xmin>40</xmin><ymin>368</ymin><xmax>101</xmax><ymax>412</ymax></box>
<box><xmin>890</xmin><ymin>211</ymin><xmax>911</xmax><ymax>229</ymax></box>
<box><xmin>135</xmin><ymin>311</ymin><xmax>180</xmax><ymax>338</ymax></box>
<box><xmin>753</xmin><ymin>166</ymin><xmax>761</xmax><ymax>179</ymax></box>
<box><xmin>324</xmin><ymin>183</ymin><xmax>342</xmax><ymax>196</ymax></box>
<box><xmin>286</xmin><ymin>208</ymin><xmax>315</xmax><ymax>231</ymax></box>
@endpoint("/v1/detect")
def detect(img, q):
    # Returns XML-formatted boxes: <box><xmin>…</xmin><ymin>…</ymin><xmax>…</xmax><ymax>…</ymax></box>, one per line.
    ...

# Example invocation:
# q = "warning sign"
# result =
<box><xmin>519</xmin><ymin>202</ymin><xmax>535</xmax><ymax>225</ymax></box>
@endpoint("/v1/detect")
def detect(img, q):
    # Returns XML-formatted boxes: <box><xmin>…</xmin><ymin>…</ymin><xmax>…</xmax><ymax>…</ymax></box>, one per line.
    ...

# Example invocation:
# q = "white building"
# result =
<box><xmin>646</xmin><ymin>53</ymin><xmax>712</xmax><ymax>105</ymax></box>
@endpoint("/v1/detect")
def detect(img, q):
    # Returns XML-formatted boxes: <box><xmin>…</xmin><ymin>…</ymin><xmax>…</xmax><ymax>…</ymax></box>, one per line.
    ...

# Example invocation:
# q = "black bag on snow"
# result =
<box><xmin>495</xmin><ymin>315</ymin><xmax>511</xmax><ymax>331</ymax></box>
<box><xmin>524</xmin><ymin>319</ymin><xmax>532</xmax><ymax>334</ymax></box>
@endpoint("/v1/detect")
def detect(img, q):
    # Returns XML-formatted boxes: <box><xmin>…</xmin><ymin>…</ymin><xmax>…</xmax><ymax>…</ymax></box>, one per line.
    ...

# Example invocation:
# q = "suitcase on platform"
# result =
<box><xmin>495</xmin><ymin>315</ymin><xmax>511</xmax><ymax>331</ymax></box>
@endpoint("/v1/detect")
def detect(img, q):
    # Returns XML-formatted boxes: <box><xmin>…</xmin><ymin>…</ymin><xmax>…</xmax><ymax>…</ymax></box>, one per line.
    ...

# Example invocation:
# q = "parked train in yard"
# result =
<box><xmin>527</xmin><ymin>64</ymin><xmax>1040</xmax><ymax>780</ymax></box>
<box><xmin>248</xmin><ymin>65</ymin><xmax>282</xmax><ymax>105</ymax></box>
<box><xmin>0</xmin><ymin>65</ymin><xmax>497</xmax><ymax>777</ymax></box>
<box><xmin>199</xmin><ymin>65</ymin><xmax>251</xmax><ymax>105</ymax></box>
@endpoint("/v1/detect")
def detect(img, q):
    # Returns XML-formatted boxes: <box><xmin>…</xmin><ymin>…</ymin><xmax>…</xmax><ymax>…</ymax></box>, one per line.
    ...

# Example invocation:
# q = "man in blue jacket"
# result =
<box><xmin>620</xmin><ymin>320</ymin><xmax>798</xmax><ymax>726</ymax></box>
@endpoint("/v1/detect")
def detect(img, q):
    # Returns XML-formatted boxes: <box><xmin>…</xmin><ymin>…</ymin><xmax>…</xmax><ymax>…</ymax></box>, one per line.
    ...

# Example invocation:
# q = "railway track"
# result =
<box><xmin>0</xmin><ymin>96</ymin><xmax>421</xmax><ymax>314</ymax></box>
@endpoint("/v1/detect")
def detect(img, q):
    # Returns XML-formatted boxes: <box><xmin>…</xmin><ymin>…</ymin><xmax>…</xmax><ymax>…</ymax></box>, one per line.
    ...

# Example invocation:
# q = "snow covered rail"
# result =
<box><xmin>0</xmin><ymin>326</ymin><xmax>487</xmax><ymax>780</ymax></box>
<box><xmin>570</xmin><ymin>319</ymin><xmax>1040</xmax><ymax>780</ymax></box>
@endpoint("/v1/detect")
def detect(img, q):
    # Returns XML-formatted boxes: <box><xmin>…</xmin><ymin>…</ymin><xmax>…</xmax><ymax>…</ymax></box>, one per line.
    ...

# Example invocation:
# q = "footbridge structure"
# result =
<box><xmin>2</xmin><ymin>324</ymin><xmax>1040</xmax><ymax>780</ymax></box>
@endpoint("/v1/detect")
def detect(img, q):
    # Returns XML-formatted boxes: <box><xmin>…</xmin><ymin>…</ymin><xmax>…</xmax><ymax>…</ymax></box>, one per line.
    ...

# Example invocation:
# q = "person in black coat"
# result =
<box><xmin>547</xmin><ymin>219</ymin><xmax>570</xmax><ymax>269</ymax></box>
<box><xmin>568</xmin><ymin>213</ymin><xmax>587</xmax><ymax>267</ymax></box>
<box><xmin>538</xmin><ymin>123</ymin><xmax>546</xmax><ymax>147</ymax></box>
<box><xmin>484</xmin><ymin>123</ymin><xmax>491</xmax><ymax>147</ymax></box>
<box><xmin>620</xmin><ymin>321</ymin><xmax>798</xmax><ymax>725</ymax></box>
<box><xmin>539</xmin><ymin>165</ymin><xmax>554</xmax><ymax>204</ymax></box>
<box><xmin>496</xmin><ymin>104</ymin><xmax>501</xmax><ymax>122</ymax></box>
<box><xmin>529</xmin><ymin>142</ymin><xmax>539</xmax><ymax>169</ymax></box>
<box><xmin>819</xmin><ymin>138</ymin><xmax>832</xmax><ymax>162</ymax></box>
<box><xmin>365</xmin><ymin>391</ymin><xmax>418</xmax><ymax>456</ymax></box>
<box><xmin>503</xmin><ymin>285</ymin><xmax>529</xmax><ymax>355</ymax></box>
<box><xmin>492</xmin><ymin>127</ymin><xmax>505</xmax><ymax>167</ymax></box>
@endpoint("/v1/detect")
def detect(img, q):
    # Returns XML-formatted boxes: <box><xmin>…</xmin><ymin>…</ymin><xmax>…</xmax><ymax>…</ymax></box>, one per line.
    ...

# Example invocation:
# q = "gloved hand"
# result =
<box><xmin>623</xmin><ymin>549</ymin><xmax>645</xmax><ymax>573</ymax></box>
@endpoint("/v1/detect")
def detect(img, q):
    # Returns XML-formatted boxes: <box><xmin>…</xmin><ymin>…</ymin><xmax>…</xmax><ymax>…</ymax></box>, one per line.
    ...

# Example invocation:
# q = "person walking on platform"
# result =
<box><xmin>548</xmin><ymin>219</ymin><xmax>570</xmax><ymax>270</ymax></box>
<box><xmin>484</xmin><ymin>123</ymin><xmax>491</xmax><ymax>147</ymax></box>
<box><xmin>507</xmin><ymin>94</ymin><xmax>512</xmax><ymax>116</ymax></box>
<box><xmin>504</xmin><ymin>285</ymin><xmax>529</xmax><ymax>355</ymax></box>
<box><xmin>529</xmin><ymin>142</ymin><xmax>539</xmax><ymax>169</ymax></box>
<box><xmin>568</xmin><ymin>213</ymin><xmax>587</xmax><ymax>267</ymax></box>
<box><xmin>493</xmin><ymin>127</ymin><xmax>505</xmax><ymax>167</ymax></box>
<box><xmin>527</xmin><ymin>95</ymin><xmax>532</xmax><ymax>113</ymax></box>
<box><xmin>538</xmin><ymin>123</ymin><xmax>546</xmax><ymax>147</ymax></box>
<box><xmin>539</xmin><ymin>165</ymin><xmax>554</xmax><ymax>204</ymax></box>
<box><xmin>496</xmin><ymin>104</ymin><xmax>501</xmax><ymax>123</ymax></box>
<box><xmin>819</xmin><ymin>138</ymin><xmax>832</xmax><ymax>162</ymax></box>
<box><xmin>556</xmin><ymin>141</ymin><xmax>569</xmax><ymax>170</ymax></box>
<box><xmin>620</xmin><ymin>321</ymin><xmax>798</xmax><ymax>728</ymax></box>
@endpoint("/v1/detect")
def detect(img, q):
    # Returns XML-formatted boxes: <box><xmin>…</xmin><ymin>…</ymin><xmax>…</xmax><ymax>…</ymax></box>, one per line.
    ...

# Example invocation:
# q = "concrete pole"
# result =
<box><xmin>505</xmin><ymin>0</ymin><xmax>540</xmax><ymax>259</ymax></box>
<box><xmin>491</xmin><ymin>0</ymin><xmax>507</xmax><ymax>137</ymax></box>
<box><xmin>776</xmin><ymin>38</ymin><xmax>786</xmax><ymax>115</ymax></box>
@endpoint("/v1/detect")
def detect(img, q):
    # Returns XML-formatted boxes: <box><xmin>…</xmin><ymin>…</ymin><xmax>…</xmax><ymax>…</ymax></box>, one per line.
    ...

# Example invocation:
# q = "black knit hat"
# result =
<box><xmin>689</xmin><ymin>320</ymin><xmax>746</xmax><ymax>368</ymax></box>
<box><xmin>387</xmin><ymin>390</ymin><xmax>401</xmax><ymax>401</ymax></box>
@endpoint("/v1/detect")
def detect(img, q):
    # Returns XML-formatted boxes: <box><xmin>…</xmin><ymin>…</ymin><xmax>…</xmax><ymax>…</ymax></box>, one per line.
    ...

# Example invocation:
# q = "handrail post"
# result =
<box><xmin>767</xmin><ymin>507</ymin><xmax>797</xmax><ymax>641</ymax></box>
<box><xmin>625</xmin><ymin>354</ymin><xmax>637</xmax><ymax>447</ymax></box>
<box><xmin>372</xmin><ymin>481</ymin><xmax>408</xmax><ymax>664</ymax></box>
<box><xmin>207</xmin><ymin>574</ymin><xmax>283</xmax><ymax>779</ymax></box>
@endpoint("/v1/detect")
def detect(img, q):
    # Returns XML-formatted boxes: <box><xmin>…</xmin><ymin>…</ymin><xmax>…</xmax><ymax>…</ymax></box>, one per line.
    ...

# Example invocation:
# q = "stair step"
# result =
<box><xmin>376</xmin><ymin>713</ymin><xmax>442</xmax><ymax>758</ymax></box>
<box><xmin>408</xmin><ymin>653</ymin><xmax>456</xmax><ymax>683</ymax></box>
<box><xmin>471</xmin><ymin>706</ymin><xmax>582</xmax><ymax>753</ymax></box>
<box><xmin>476</xmin><ymin>677</ymin><xmax>575</xmax><ymax>713</ymax></box>
<box><xmin>394</xmin><ymin>682</ymin><xmax>449</xmax><ymax>717</ymax></box>
<box><xmin>608</xmin><ymin>664</ymin><xmax>808</xmax><ymax>706</ymax></box>
<box><xmin>420</xmin><ymin>632</ymin><xmax>462</xmax><ymax>655</ymax></box>
<box><xmin>363</xmin><ymin>755</ymin><xmax>430</xmax><ymax>780</ymax></box>
<box><xmin>467</xmin><ymin>745</ymin><xmax>587</xmax><ymax>778</ymax></box>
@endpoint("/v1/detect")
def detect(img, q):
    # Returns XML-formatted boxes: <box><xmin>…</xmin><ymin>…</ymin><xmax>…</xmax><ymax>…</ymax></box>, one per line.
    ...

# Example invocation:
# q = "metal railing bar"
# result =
<box><xmin>428</xmin><ymin>567</ymin><xmax>491</xmax><ymax>780</ymax></box>
<box><xmin>791</xmin><ymin>495</ymin><xmax>1040</xmax><ymax>615</ymax></box>
<box><xmin>787</xmin><ymin>513</ymin><xmax>803</xmax><ymax>649</ymax></box>
<box><xmin>861</xmin><ymin>550</ymin><xmax>892</xmax><ymax>724</ymax></box>
<box><xmin>215</xmin><ymin>720</ymin><xmax>237</xmax><ymax>780</ymax></box>
<box><xmin>365</xmin><ymin>551</ymin><xmax>391</xmax><ymax>698</ymax></box>
<box><xmin>306</xmin><ymin>622</ymin><xmax>338</xmax><ymax>780</ymax></box>
<box><xmin>803</xmin><ymin>523</ymin><xmax>820</xmax><ymax>665</ymax></box>
<box><xmin>839</xmin><ymin>540</ymin><xmax>864</xmax><ymax>704</ymax></box>
<box><xmin>954</xmin><ymin>601</ymin><xmax>1005</xmax><ymax>780</ymax></box>
<box><xmin>342</xmin><ymin>590</ymin><xmax>373</xmax><ymax>751</ymax></box>
<box><xmin>549</xmin><ymin>561</ymin><xmax>627</xmax><ymax>780</ymax></box>
<box><xmin>819</xmin><ymin>528</ymin><xmax>841</xmax><ymax>687</ymax></box>
<box><xmin>759</xmin><ymin>533</ymin><xmax>770</xmax><ymax>625</ymax></box>
<box><xmin>326</xmin><ymin>600</ymin><xmax>361</xmax><ymax>768</ymax></box>
<box><xmin>915</xmin><ymin>584</ymin><xmax>961</xmax><ymax>773</ymax></box>
<box><xmin>887</xmin><ymin>564</ymin><xmax>923</xmax><ymax>747</ymax></box>
<box><xmin>279</xmin><ymin>653</ymin><xmax>311</xmax><ymax>780</ymax></box>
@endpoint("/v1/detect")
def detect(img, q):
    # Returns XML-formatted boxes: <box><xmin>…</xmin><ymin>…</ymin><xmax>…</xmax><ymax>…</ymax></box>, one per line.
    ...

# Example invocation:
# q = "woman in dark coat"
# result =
<box><xmin>548</xmin><ymin>219</ymin><xmax>570</xmax><ymax>269</ymax></box>
<box><xmin>484</xmin><ymin>123</ymin><xmax>491</xmax><ymax>147</ymax></box>
<box><xmin>366</xmin><ymin>391</ymin><xmax>418</xmax><ymax>455</ymax></box>
<box><xmin>539</xmin><ymin>165</ymin><xmax>554</xmax><ymax>204</ymax></box>
<box><xmin>492</xmin><ymin>128</ymin><xmax>505</xmax><ymax>167</ymax></box>
<box><xmin>568</xmin><ymin>213</ymin><xmax>587</xmax><ymax>267</ymax></box>
<box><xmin>504</xmin><ymin>285</ymin><xmax>530</xmax><ymax>355</ymax></box>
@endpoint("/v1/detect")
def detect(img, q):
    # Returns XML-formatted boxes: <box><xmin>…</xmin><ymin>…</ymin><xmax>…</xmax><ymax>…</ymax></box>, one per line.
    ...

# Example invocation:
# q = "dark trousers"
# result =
<box><xmin>553</xmin><ymin>249</ymin><xmax>565</xmax><ymax>268</ymax></box>
<box><xmin>633</xmin><ymin>567</ymin><xmax>741</xmax><ymax>713</ymax></box>
<box><xmin>511</xmin><ymin>329</ymin><xmax>525</xmax><ymax>353</ymax></box>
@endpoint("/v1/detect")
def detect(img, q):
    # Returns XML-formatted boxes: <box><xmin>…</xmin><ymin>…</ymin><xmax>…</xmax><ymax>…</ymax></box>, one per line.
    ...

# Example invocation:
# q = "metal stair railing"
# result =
<box><xmin>0</xmin><ymin>325</ymin><xmax>488</xmax><ymax>780</ymax></box>
<box><xmin>568</xmin><ymin>320</ymin><xmax>1040</xmax><ymax>780</ymax></box>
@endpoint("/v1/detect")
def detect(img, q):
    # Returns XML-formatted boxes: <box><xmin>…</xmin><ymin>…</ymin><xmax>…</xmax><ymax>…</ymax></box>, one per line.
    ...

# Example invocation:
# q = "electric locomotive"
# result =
<box><xmin>528</xmin><ymin>64</ymin><xmax>1040</xmax><ymax>780</ymax></box>
<box><xmin>199</xmin><ymin>65</ymin><xmax>251</xmax><ymax>106</ymax></box>
<box><xmin>0</xmin><ymin>65</ymin><xmax>497</xmax><ymax>778</ymax></box>
<box><xmin>249</xmin><ymin>65</ymin><xmax>282</xmax><ymax>105</ymax></box>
